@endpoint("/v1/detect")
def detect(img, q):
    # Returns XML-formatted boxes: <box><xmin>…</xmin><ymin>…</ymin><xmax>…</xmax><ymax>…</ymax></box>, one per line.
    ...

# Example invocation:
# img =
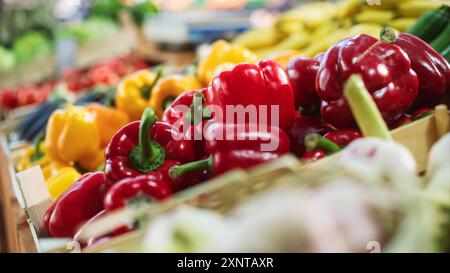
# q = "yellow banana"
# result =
<box><xmin>397</xmin><ymin>0</ymin><xmax>442</xmax><ymax>17</ymax></box>
<box><xmin>233</xmin><ymin>27</ymin><xmax>284</xmax><ymax>50</ymax></box>
<box><xmin>336</xmin><ymin>0</ymin><xmax>365</xmax><ymax>19</ymax></box>
<box><xmin>278</xmin><ymin>2</ymin><xmax>335</xmax><ymax>30</ymax></box>
<box><xmin>388</xmin><ymin>18</ymin><xmax>417</xmax><ymax>32</ymax></box>
<box><xmin>254</xmin><ymin>32</ymin><xmax>310</xmax><ymax>58</ymax></box>
<box><xmin>348</xmin><ymin>23</ymin><xmax>383</xmax><ymax>37</ymax></box>
<box><xmin>354</xmin><ymin>10</ymin><xmax>395</xmax><ymax>25</ymax></box>
<box><xmin>363</xmin><ymin>0</ymin><xmax>396</xmax><ymax>10</ymax></box>
<box><xmin>310</xmin><ymin>21</ymin><xmax>340</xmax><ymax>41</ymax></box>
<box><xmin>302</xmin><ymin>28</ymin><xmax>349</xmax><ymax>58</ymax></box>
<box><xmin>276</xmin><ymin>19</ymin><xmax>306</xmax><ymax>35</ymax></box>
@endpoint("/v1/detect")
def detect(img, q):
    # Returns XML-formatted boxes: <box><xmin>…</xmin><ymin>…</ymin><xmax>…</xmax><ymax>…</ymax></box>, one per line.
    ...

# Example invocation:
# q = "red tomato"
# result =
<box><xmin>0</xmin><ymin>89</ymin><xmax>19</xmax><ymax>109</ymax></box>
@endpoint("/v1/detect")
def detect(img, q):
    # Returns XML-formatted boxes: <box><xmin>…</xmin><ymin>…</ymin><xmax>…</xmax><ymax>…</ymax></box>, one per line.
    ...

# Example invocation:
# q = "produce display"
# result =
<box><xmin>0</xmin><ymin>0</ymin><xmax>449</xmax><ymax>254</ymax></box>
<box><xmin>234</xmin><ymin>0</ymin><xmax>449</xmax><ymax>62</ymax></box>
<box><xmin>0</xmin><ymin>0</ymin><xmax>157</xmax><ymax>72</ymax></box>
<box><xmin>0</xmin><ymin>55</ymin><xmax>148</xmax><ymax>112</ymax></box>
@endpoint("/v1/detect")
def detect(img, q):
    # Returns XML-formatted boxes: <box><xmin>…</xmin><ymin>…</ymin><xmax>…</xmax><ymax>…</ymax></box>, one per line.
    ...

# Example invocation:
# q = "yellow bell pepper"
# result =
<box><xmin>44</xmin><ymin>104</ymin><xmax>101</xmax><ymax>169</ymax></box>
<box><xmin>149</xmin><ymin>75</ymin><xmax>202</xmax><ymax>118</ymax></box>
<box><xmin>197</xmin><ymin>40</ymin><xmax>258</xmax><ymax>86</ymax></box>
<box><xmin>268</xmin><ymin>50</ymin><xmax>301</xmax><ymax>69</ymax></box>
<box><xmin>115</xmin><ymin>69</ymin><xmax>161</xmax><ymax>120</ymax></box>
<box><xmin>15</xmin><ymin>141</ymin><xmax>73</xmax><ymax>180</ymax></box>
<box><xmin>41</xmin><ymin>160</ymin><xmax>69</xmax><ymax>180</ymax></box>
<box><xmin>15</xmin><ymin>133</ymin><xmax>47</xmax><ymax>171</ymax></box>
<box><xmin>46</xmin><ymin>167</ymin><xmax>81</xmax><ymax>199</ymax></box>
<box><xmin>86</xmin><ymin>103</ymin><xmax>130</xmax><ymax>147</ymax></box>
<box><xmin>78</xmin><ymin>148</ymin><xmax>105</xmax><ymax>172</ymax></box>
<box><xmin>15</xmin><ymin>146</ymin><xmax>37</xmax><ymax>172</ymax></box>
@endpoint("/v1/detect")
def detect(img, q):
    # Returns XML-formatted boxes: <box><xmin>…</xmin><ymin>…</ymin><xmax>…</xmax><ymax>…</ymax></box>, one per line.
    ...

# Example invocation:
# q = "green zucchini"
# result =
<box><xmin>406</xmin><ymin>5</ymin><xmax>450</xmax><ymax>43</ymax></box>
<box><xmin>441</xmin><ymin>44</ymin><xmax>450</xmax><ymax>62</ymax></box>
<box><xmin>430</xmin><ymin>23</ymin><xmax>450</xmax><ymax>52</ymax></box>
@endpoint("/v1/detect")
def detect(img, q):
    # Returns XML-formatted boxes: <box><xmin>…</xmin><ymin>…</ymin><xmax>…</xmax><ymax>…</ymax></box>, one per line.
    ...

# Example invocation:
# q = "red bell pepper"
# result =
<box><xmin>104</xmin><ymin>108</ymin><xmax>196</xmax><ymax>183</ymax></box>
<box><xmin>162</xmin><ymin>90</ymin><xmax>204</xmax><ymax>125</ymax></box>
<box><xmin>394</xmin><ymin>107</ymin><xmax>435</xmax><ymax>128</ymax></box>
<box><xmin>392</xmin><ymin>30</ymin><xmax>450</xmax><ymax>107</ymax></box>
<box><xmin>301</xmin><ymin>149</ymin><xmax>326</xmax><ymax>162</ymax></box>
<box><xmin>151</xmin><ymin>122</ymin><xmax>196</xmax><ymax>164</ymax></box>
<box><xmin>304</xmin><ymin>133</ymin><xmax>342</xmax><ymax>155</ymax></box>
<box><xmin>205</xmin><ymin>60</ymin><xmax>296</xmax><ymax>131</ymax></box>
<box><xmin>73</xmin><ymin>209</ymin><xmax>132</xmax><ymax>248</ymax></box>
<box><xmin>323</xmin><ymin>129</ymin><xmax>362</xmax><ymax>148</ymax></box>
<box><xmin>316</xmin><ymin>33</ymin><xmax>419</xmax><ymax>129</ymax></box>
<box><xmin>103</xmin><ymin>173</ymin><xmax>172</xmax><ymax>211</ymax></box>
<box><xmin>288</xmin><ymin>113</ymin><xmax>332</xmax><ymax>157</ymax></box>
<box><xmin>412</xmin><ymin>107</ymin><xmax>434</xmax><ymax>120</ymax></box>
<box><xmin>286</xmin><ymin>56</ymin><xmax>321</xmax><ymax>114</ymax></box>
<box><xmin>300</xmin><ymin>130</ymin><xmax>360</xmax><ymax>162</ymax></box>
<box><xmin>394</xmin><ymin>115</ymin><xmax>413</xmax><ymax>128</ymax></box>
<box><xmin>162</xmin><ymin>89</ymin><xmax>211</xmax><ymax>160</ymax></box>
<box><xmin>169</xmin><ymin>123</ymin><xmax>291</xmax><ymax>178</ymax></box>
<box><xmin>44</xmin><ymin>172</ymin><xmax>109</xmax><ymax>237</ymax></box>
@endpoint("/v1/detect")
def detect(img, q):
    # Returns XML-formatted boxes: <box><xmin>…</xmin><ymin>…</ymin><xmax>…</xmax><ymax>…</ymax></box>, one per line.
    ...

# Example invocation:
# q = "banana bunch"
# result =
<box><xmin>233</xmin><ymin>0</ymin><xmax>447</xmax><ymax>58</ymax></box>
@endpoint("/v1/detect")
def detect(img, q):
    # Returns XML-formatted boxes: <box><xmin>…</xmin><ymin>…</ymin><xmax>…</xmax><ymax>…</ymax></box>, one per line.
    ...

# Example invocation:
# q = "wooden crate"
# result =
<box><xmin>1</xmin><ymin>105</ymin><xmax>449</xmax><ymax>252</ymax></box>
<box><xmin>0</xmin><ymin>131</ymin><xmax>37</xmax><ymax>252</ymax></box>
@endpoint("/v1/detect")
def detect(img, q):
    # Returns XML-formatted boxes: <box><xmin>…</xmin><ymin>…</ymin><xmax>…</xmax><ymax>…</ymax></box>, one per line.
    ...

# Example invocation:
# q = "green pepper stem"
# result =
<box><xmin>380</xmin><ymin>26</ymin><xmax>397</xmax><ymax>44</ymax></box>
<box><xmin>140</xmin><ymin>108</ymin><xmax>156</xmax><ymax>158</ymax></box>
<box><xmin>169</xmin><ymin>155</ymin><xmax>214</xmax><ymax>180</ymax></box>
<box><xmin>305</xmin><ymin>133</ymin><xmax>342</xmax><ymax>154</ymax></box>
<box><xmin>30</xmin><ymin>133</ymin><xmax>45</xmax><ymax>162</ymax></box>
<box><xmin>344</xmin><ymin>74</ymin><xmax>392</xmax><ymax>141</ymax></box>
<box><xmin>104</xmin><ymin>88</ymin><xmax>114</xmax><ymax>107</ymax></box>
<box><xmin>129</xmin><ymin>108</ymin><xmax>165</xmax><ymax>173</ymax></box>
<box><xmin>163</xmin><ymin>97</ymin><xmax>175</xmax><ymax>110</ymax></box>
<box><xmin>140</xmin><ymin>68</ymin><xmax>163</xmax><ymax>99</ymax></box>
<box><xmin>96</xmin><ymin>163</ymin><xmax>105</xmax><ymax>172</ymax></box>
<box><xmin>185</xmin><ymin>93</ymin><xmax>211</xmax><ymax>124</ymax></box>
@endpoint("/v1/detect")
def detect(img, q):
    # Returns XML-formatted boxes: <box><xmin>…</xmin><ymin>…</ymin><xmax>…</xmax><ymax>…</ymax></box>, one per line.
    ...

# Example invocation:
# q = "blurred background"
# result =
<box><xmin>1</xmin><ymin>0</ymin><xmax>443</xmax><ymax>89</ymax></box>
<box><xmin>0</xmin><ymin>0</ymin><xmax>449</xmax><ymax>254</ymax></box>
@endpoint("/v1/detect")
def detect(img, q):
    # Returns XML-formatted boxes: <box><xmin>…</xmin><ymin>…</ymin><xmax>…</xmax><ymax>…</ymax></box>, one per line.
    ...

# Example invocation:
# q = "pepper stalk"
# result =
<box><xmin>140</xmin><ymin>68</ymin><xmax>163</xmax><ymax>100</ymax></box>
<box><xmin>129</xmin><ymin>108</ymin><xmax>165</xmax><ymax>173</ymax></box>
<box><xmin>344</xmin><ymin>74</ymin><xmax>392</xmax><ymax>141</ymax></box>
<box><xmin>184</xmin><ymin>93</ymin><xmax>212</xmax><ymax>124</ymax></box>
<box><xmin>304</xmin><ymin>133</ymin><xmax>342</xmax><ymax>154</ymax></box>
<box><xmin>169</xmin><ymin>155</ymin><xmax>214</xmax><ymax>180</ymax></box>
<box><xmin>30</xmin><ymin>132</ymin><xmax>45</xmax><ymax>162</ymax></box>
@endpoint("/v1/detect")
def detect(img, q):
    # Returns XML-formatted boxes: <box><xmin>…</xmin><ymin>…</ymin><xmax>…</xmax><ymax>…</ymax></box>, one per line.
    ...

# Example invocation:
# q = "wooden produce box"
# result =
<box><xmin>1</xmin><ymin>104</ymin><xmax>446</xmax><ymax>253</ymax></box>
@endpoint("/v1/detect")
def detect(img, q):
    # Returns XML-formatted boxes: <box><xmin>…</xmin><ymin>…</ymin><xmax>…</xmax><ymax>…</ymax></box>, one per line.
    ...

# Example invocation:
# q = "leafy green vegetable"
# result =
<box><xmin>12</xmin><ymin>31</ymin><xmax>52</xmax><ymax>64</ymax></box>
<box><xmin>90</xmin><ymin>0</ymin><xmax>124</xmax><ymax>21</ymax></box>
<box><xmin>56</xmin><ymin>16</ymin><xmax>119</xmax><ymax>44</ymax></box>
<box><xmin>128</xmin><ymin>1</ymin><xmax>158</xmax><ymax>26</ymax></box>
<box><xmin>0</xmin><ymin>46</ymin><xmax>16</xmax><ymax>71</ymax></box>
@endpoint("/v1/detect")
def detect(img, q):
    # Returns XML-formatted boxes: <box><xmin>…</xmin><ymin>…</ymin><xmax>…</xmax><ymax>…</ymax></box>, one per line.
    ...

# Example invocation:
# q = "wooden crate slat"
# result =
<box><xmin>16</xmin><ymin>166</ymin><xmax>51</xmax><ymax>237</ymax></box>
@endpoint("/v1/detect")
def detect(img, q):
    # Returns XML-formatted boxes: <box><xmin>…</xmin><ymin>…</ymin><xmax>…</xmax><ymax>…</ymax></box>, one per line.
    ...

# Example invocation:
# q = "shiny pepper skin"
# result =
<box><xmin>44</xmin><ymin>172</ymin><xmax>109</xmax><ymax>237</ymax></box>
<box><xmin>323</xmin><ymin>129</ymin><xmax>362</xmax><ymax>148</ymax></box>
<box><xmin>316</xmin><ymin>34</ymin><xmax>419</xmax><ymax>129</ymax></box>
<box><xmin>103</xmin><ymin>173</ymin><xmax>172</xmax><ymax>211</ymax></box>
<box><xmin>286</xmin><ymin>56</ymin><xmax>321</xmax><ymax>111</ymax></box>
<box><xmin>394</xmin><ymin>33</ymin><xmax>450</xmax><ymax>108</ymax></box>
<box><xmin>206</xmin><ymin>60</ymin><xmax>296</xmax><ymax>131</ymax></box>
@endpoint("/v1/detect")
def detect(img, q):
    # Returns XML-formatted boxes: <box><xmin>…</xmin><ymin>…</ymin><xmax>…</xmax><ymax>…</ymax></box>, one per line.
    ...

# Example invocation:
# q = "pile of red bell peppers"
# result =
<box><xmin>0</xmin><ymin>55</ymin><xmax>148</xmax><ymax>111</ymax></box>
<box><xmin>43</xmin><ymin>28</ymin><xmax>450</xmax><ymax>242</ymax></box>
<box><xmin>287</xmin><ymin>27</ymin><xmax>449</xmax><ymax>159</ymax></box>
